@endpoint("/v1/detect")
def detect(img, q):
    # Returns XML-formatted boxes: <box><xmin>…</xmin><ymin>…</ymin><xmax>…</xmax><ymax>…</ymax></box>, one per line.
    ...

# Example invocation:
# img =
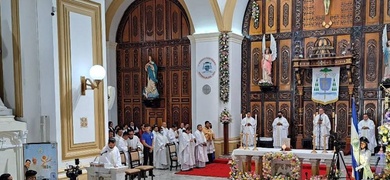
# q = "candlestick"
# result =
<box><xmin>239</xmin><ymin>133</ymin><xmax>244</xmax><ymax>149</ymax></box>
<box><xmin>335</xmin><ymin>114</ymin><xmax>337</xmax><ymax>131</ymax></box>
<box><xmin>253</xmin><ymin>134</ymin><xmax>258</xmax><ymax>150</ymax></box>
<box><xmin>322</xmin><ymin>135</ymin><xmax>328</xmax><ymax>153</ymax></box>
<box><xmin>332</xmin><ymin>112</ymin><xmax>335</xmax><ymax>118</ymax></box>
<box><xmin>313</xmin><ymin>114</ymin><xmax>316</xmax><ymax>120</ymax></box>
<box><xmin>386</xmin><ymin>96</ymin><xmax>389</xmax><ymax>110</ymax></box>
<box><xmin>311</xmin><ymin>135</ymin><xmax>317</xmax><ymax>153</ymax></box>
<box><xmin>245</xmin><ymin>133</ymin><xmax>249</xmax><ymax>150</ymax></box>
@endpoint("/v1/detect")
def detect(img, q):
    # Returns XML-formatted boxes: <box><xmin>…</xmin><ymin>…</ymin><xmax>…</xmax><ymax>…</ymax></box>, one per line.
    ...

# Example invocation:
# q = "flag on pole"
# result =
<box><xmin>351</xmin><ymin>97</ymin><xmax>360</xmax><ymax>179</ymax></box>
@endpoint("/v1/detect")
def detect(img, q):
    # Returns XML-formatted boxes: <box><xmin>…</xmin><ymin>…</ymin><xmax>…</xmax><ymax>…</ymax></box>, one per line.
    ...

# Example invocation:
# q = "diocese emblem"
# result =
<box><xmin>312</xmin><ymin>67</ymin><xmax>340</xmax><ymax>105</ymax></box>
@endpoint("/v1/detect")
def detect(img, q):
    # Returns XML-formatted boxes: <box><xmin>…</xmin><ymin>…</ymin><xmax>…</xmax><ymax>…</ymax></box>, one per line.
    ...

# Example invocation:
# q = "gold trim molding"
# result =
<box><xmin>57</xmin><ymin>0</ymin><xmax>105</xmax><ymax>160</ymax></box>
<box><xmin>11</xmin><ymin>0</ymin><xmax>23</xmax><ymax>117</ymax></box>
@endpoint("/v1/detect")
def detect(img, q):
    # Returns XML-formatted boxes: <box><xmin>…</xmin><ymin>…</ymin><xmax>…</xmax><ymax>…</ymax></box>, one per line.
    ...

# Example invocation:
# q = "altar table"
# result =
<box><xmin>232</xmin><ymin>148</ymin><xmax>342</xmax><ymax>178</ymax></box>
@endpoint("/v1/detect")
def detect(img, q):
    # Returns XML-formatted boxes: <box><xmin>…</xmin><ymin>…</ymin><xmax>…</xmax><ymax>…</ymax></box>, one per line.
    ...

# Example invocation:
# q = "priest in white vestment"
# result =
<box><xmin>178</xmin><ymin>128</ymin><xmax>195</xmax><ymax>171</ymax></box>
<box><xmin>241</xmin><ymin>112</ymin><xmax>257</xmax><ymax>146</ymax></box>
<box><xmin>153</xmin><ymin>127</ymin><xmax>169</xmax><ymax>169</ymax></box>
<box><xmin>194</xmin><ymin>124</ymin><xmax>209</xmax><ymax>167</ymax></box>
<box><xmin>272</xmin><ymin>111</ymin><xmax>289</xmax><ymax>148</ymax></box>
<box><xmin>358</xmin><ymin>113</ymin><xmax>377</xmax><ymax>151</ymax></box>
<box><xmin>313</xmin><ymin>108</ymin><xmax>331</xmax><ymax>149</ymax></box>
<box><xmin>161</xmin><ymin>122</ymin><xmax>169</xmax><ymax>138</ymax></box>
<box><xmin>99</xmin><ymin>138</ymin><xmax>122</xmax><ymax>167</ymax></box>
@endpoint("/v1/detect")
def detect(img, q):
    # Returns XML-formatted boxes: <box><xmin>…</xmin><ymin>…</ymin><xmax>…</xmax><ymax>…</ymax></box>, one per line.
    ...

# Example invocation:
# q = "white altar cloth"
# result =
<box><xmin>232</xmin><ymin>147</ymin><xmax>335</xmax><ymax>160</ymax></box>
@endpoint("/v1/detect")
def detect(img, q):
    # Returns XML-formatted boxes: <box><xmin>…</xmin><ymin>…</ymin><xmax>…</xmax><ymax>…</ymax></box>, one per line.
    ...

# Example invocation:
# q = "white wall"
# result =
<box><xmin>106</xmin><ymin>41</ymin><xmax>118</xmax><ymax>125</ymax></box>
<box><xmin>1</xmin><ymin>0</ymin><xmax>16</xmax><ymax>113</ymax></box>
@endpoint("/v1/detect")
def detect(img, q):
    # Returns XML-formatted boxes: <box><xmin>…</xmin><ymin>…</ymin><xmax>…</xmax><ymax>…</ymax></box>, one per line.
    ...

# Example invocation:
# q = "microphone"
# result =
<box><xmin>100</xmin><ymin>150</ymin><xmax>108</xmax><ymax>156</ymax></box>
<box><xmin>376</xmin><ymin>156</ymin><xmax>381</xmax><ymax>167</ymax></box>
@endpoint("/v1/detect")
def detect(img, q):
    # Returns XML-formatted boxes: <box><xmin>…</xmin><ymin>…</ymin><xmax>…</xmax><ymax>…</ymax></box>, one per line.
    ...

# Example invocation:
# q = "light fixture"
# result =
<box><xmin>81</xmin><ymin>65</ymin><xmax>106</xmax><ymax>95</ymax></box>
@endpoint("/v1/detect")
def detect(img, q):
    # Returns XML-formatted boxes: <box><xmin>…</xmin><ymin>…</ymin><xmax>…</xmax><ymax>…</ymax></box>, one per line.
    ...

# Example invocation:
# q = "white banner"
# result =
<box><xmin>312</xmin><ymin>67</ymin><xmax>340</xmax><ymax>105</ymax></box>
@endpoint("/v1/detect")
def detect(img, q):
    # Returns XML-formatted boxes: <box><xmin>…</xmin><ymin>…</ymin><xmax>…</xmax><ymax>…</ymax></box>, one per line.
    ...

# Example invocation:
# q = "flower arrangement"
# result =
<box><xmin>228</xmin><ymin>160</ymin><xmax>260</xmax><ymax>180</ymax></box>
<box><xmin>262</xmin><ymin>152</ymin><xmax>301</xmax><ymax>180</ymax></box>
<box><xmin>379</xmin><ymin>123</ymin><xmax>390</xmax><ymax>144</ymax></box>
<box><xmin>219</xmin><ymin>32</ymin><xmax>230</xmax><ymax>103</ymax></box>
<box><xmin>251</xmin><ymin>0</ymin><xmax>260</xmax><ymax>29</ymax></box>
<box><xmin>220</xmin><ymin>108</ymin><xmax>232</xmax><ymax>124</ymax></box>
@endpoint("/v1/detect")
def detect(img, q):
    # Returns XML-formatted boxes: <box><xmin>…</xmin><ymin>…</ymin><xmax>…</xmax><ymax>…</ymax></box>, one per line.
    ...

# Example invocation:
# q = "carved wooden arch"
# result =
<box><xmin>116</xmin><ymin>0</ymin><xmax>192</xmax><ymax>128</ymax></box>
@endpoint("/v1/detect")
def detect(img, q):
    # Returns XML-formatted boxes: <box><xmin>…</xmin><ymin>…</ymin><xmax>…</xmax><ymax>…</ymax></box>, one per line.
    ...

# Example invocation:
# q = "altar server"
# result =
<box><xmin>161</xmin><ymin>122</ymin><xmax>169</xmax><ymax>138</ymax></box>
<box><xmin>167</xmin><ymin>124</ymin><xmax>179</xmax><ymax>145</ymax></box>
<box><xmin>153</xmin><ymin>127</ymin><xmax>169</xmax><ymax>169</ymax></box>
<box><xmin>118</xmin><ymin>131</ymin><xmax>130</xmax><ymax>165</ymax></box>
<box><xmin>127</xmin><ymin>129</ymin><xmax>144</xmax><ymax>164</ymax></box>
<box><xmin>241</xmin><ymin>112</ymin><xmax>257</xmax><ymax>146</ymax></box>
<box><xmin>272</xmin><ymin>111</ymin><xmax>289</xmax><ymax>148</ymax></box>
<box><xmin>313</xmin><ymin>108</ymin><xmax>331</xmax><ymax>149</ymax></box>
<box><xmin>194</xmin><ymin>124</ymin><xmax>209</xmax><ymax>167</ymax></box>
<box><xmin>100</xmin><ymin>138</ymin><xmax>122</xmax><ymax>167</ymax></box>
<box><xmin>355</xmin><ymin>137</ymin><xmax>374</xmax><ymax>180</ymax></box>
<box><xmin>358</xmin><ymin>113</ymin><xmax>377</xmax><ymax>151</ymax></box>
<box><xmin>178</xmin><ymin>128</ymin><xmax>195</xmax><ymax>171</ymax></box>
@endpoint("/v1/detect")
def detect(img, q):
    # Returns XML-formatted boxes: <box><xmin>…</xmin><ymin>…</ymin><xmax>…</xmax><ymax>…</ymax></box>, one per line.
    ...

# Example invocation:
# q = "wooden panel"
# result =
<box><xmin>130</xmin><ymin>7</ymin><xmax>140</xmax><ymax>43</ymax></box>
<box><xmin>279</xmin><ymin>0</ymin><xmax>292</xmax><ymax>33</ymax></box>
<box><xmin>122</xmin><ymin>18</ymin><xmax>130</xmax><ymax>42</ymax></box>
<box><xmin>265</xmin><ymin>0</ymin><xmax>277</xmax><ymax>33</ymax></box>
<box><xmin>264</xmin><ymin>102</ymin><xmax>277</xmax><ymax>137</ymax></box>
<box><xmin>364</xmin><ymin>100</ymin><xmax>378</xmax><ymax>123</ymax></box>
<box><xmin>335</xmin><ymin>35</ymin><xmax>351</xmax><ymax>86</ymax></box>
<box><xmin>181</xmin><ymin>16</ymin><xmax>190</xmax><ymax>37</ymax></box>
<box><xmin>146</xmin><ymin>108</ymin><xmax>165</xmax><ymax>127</ymax></box>
<box><xmin>171</xmin><ymin>45</ymin><xmax>181</xmax><ymax>67</ymax></box>
<box><xmin>133</xmin><ymin>72</ymin><xmax>142</xmax><ymax>96</ymax></box>
<box><xmin>303</xmin><ymin>101</ymin><xmax>316</xmax><ymax>138</ymax></box>
<box><xmin>249</xmin><ymin>1</ymin><xmax>262</xmax><ymax>35</ymax></box>
<box><xmin>250</xmin><ymin>41</ymin><xmax>262</xmax><ymax>91</ymax></box>
<box><xmin>364</xmin><ymin>33</ymin><xmax>379</xmax><ymax>88</ymax></box>
<box><xmin>144</xmin><ymin>0</ymin><xmax>155</xmax><ymax>41</ymax></box>
<box><xmin>170</xmin><ymin>70</ymin><xmax>181</xmax><ymax>97</ymax></box>
<box><xmin>278</xmin><ymin>102</ymin><xmax>291</xmax><ymax>136</ymax></box>
<box><xmin>123</xmin><ymin>73</ymin><xmax>132</xmax><ymax>97</ymax></box>
<box><xmin>335</xmin><ymin>101</ymin><xmax>349</xmax><ymax>140</ymax></box>
<box><xmin>171</xmin><ymin>5</ymin><xmax>181</xmax><ymax>40</ymax></box>
<box><xmin>278</xmin><ymin>39</ymin><xmax>291</xmax><ymax>90</ymax></box>
<box><xmin>365</xmin><ymin>0</ymin><xmax>380</xmax><ymax>25</ymax></box>
<box><xmin>250</xmin><ymin>102</ymin><xmax>261</xmax><ymax>137</ymax></box>
<box><xmin>385</xmin><ymin>0</ymin><xmax>390</xmax><ymax>24</ymax></box>
<box><xmin>155</xmin><ymin>0</ymin><xmax>165</xmax><ymax>41</ymax></box>
<box><xmin>181</xmin><ymin>71</ymin><xmax>190</xmax><ymax>97</ymax></box>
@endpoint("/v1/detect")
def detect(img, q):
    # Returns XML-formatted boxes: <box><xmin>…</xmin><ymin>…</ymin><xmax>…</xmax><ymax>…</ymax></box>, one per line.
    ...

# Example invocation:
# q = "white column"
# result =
<box><xmin>106</xmin><ymin>41</ymin><xmax>118</xmax><ymax>125</ymax></box>
<box><xmin>188</xmin><ymin>33</ymin><xmax>220</xmax><ymax>134</ymax></box>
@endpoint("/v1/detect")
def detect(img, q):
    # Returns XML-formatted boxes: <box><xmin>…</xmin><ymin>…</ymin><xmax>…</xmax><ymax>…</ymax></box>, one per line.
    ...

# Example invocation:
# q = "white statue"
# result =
<box><xmin>0</xmin><ymin>97</ymin><xmax>12</xmax><ymax>115</ymax></box>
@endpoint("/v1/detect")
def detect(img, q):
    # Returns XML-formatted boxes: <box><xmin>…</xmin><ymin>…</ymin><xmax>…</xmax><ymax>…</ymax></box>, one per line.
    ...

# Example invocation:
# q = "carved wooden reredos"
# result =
<box><xmin>116</xmin><ymin>0</ymin><xmax>191</xmax><ymax>128</ymax></box>
<box><xmin>242</xmin><ymin>0</ymin><xmax>388</xmax><ymax>148</ymax></box>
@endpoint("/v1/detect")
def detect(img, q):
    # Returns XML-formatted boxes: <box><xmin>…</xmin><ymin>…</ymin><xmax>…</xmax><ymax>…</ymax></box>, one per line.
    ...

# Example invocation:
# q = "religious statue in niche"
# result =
<box><xmin>382</xmin><ymin>25</ymin><xmax>390</xmax><ymax>82</ymax></box>
<box><xmin>260</xmin><ymin>34</ymin><xmax>277</xmax><ymax>85</ymax></box>
<box><xmin>143</xmin><ymin>56</ymin><xmax>159</xmax><ymax>99</ymax></box>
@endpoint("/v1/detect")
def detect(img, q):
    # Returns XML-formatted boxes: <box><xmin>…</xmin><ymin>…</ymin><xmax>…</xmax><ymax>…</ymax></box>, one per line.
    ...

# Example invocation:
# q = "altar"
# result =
<box><xmin>231</xmin><ymin>148</ymin><xmax>342</xmax><ymax>179</ymax></box>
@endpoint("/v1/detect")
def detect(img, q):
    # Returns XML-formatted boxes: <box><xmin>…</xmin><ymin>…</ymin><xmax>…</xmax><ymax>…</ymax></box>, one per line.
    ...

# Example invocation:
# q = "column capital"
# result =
<box><xmin>187</xmin><ymin>32</ymin><xmax>220</xmax><ymax>43</ymax></box>
<box><xmin>106</xmin><ymin>41</ymin><xmax>117</xmax><ymax>48</ymax></box>
<box><xmin>228</xmin><ymin>32</ymin><xmax>244</xmax><ymax>44</ymax></box>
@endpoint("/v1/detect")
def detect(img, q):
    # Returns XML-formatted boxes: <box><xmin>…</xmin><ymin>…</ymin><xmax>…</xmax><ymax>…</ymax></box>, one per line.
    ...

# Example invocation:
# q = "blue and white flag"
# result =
<box><xmin>312</xmin><ymin>67</ymin><xmax>340</xmax><ymax>105</ymax></box>
<box><xmin>351</xmin><ymin>98</ymin><xmax>360</xmax><ymax>180</ymax></box>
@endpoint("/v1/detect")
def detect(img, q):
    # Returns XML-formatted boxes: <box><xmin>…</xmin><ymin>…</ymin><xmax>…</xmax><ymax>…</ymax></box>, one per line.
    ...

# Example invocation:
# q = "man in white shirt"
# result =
<box><xmin>358</xmin><ymin>113</ymin><xmax>377</xmax><ymax>151</ymax></box>
<box><xmin>100</xmin><ymin>138</ymin><xmax>122</xmax><ymax>167</ymax></box>
<box><xmin>272</xmin><ymin>111</ymin><xmax>289</xmax><ymax>148</ymax></box>
<box><xmin>241</xmin><ymin>112</ymin><xmax>257</xmax><ymax>146</ymax></box>
<box><xmin>127</xmin><ymin>129</ymin><xmax>144</xmax><ymax>165</ymax></box>
<box><xmin>115</xmin><ymin>129</ymin><xmax>123</xmax><ymax>142</ymax></box>
<box><xmin>178</xmin><ymin>128</ymin><xmax>195</xmax><ymax>171</ymax></box>
<box><xmin>313</xmin><ymin>108</ymin><xmax>331</xmax><ymax>149</ymax></box>
<box><xmin>167</xmin><ymin>124</ymin><xmax>179</xmax><ymax>144</ymax></box>
<box><xmin>194</xmin><ymin>124</ymin><xmax>208</xmax><ymax>168</ymax></box>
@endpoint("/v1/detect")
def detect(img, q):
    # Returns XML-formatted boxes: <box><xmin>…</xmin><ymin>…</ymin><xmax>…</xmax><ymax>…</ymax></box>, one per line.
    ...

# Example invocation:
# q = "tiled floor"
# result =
<box><xmin>142</xmin><ymin>169</ymin><xmax>228</xmax><ymax>180</ymax></box>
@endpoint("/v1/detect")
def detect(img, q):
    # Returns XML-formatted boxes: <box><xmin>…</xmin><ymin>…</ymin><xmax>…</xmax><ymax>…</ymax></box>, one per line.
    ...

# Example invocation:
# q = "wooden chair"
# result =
<box><xmin>129</xmin><ymin>151</ymin><xmax>154</xmax><ymax>180</ymax></box>
<box><xmin>120</xmin><ymin>151</ymin><xmax>126</xmax><ymax>166</ymax></box>
<box><xmin>125</xmin><ymin>169</ymin><xmax>141</xmax><ymax>180</ymax></box>
<box><xmin>167</xmin><ymin>143</ymin><xmax>179</xmax><ymax>171</ymax></box>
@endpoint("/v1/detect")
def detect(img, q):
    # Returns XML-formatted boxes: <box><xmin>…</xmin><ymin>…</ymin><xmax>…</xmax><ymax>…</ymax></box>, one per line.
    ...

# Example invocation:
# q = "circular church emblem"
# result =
<box><xmin>202</xmin><ymin>84</ymin><xmax>211</xmax><ymax>95</ymax></box>
<box><xmin>197</xmin><ymin>57</ymin><xmax>216</xmax><ymax>79</ymax></box>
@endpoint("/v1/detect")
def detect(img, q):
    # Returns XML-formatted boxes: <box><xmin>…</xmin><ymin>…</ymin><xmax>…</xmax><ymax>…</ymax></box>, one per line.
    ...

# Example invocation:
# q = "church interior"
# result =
<box><xmin>1</xmin><ymin>0</ymin><xmax>390</xmax><ymax>179</ymax></box>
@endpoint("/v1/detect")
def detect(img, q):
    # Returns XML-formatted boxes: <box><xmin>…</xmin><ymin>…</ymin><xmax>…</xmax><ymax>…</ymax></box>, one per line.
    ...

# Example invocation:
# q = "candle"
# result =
<box><xmin>255</xmin><ymin>114</ymin><xmax>257</xmax><ymax>120</ymax></box>
<box><xmin>332</xmin><ymin>112</ymin><xmax>335</xmax><ymax>118</ymax></box>
<box><xmin>334</xmin><ymin>114</ymin><xmax>337</xmax><ymax>131</ymax></box>
<box><xmin>313</xmin><ymin>114</ymin><xmax>316</xmax><ymax>120</ymax></box>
